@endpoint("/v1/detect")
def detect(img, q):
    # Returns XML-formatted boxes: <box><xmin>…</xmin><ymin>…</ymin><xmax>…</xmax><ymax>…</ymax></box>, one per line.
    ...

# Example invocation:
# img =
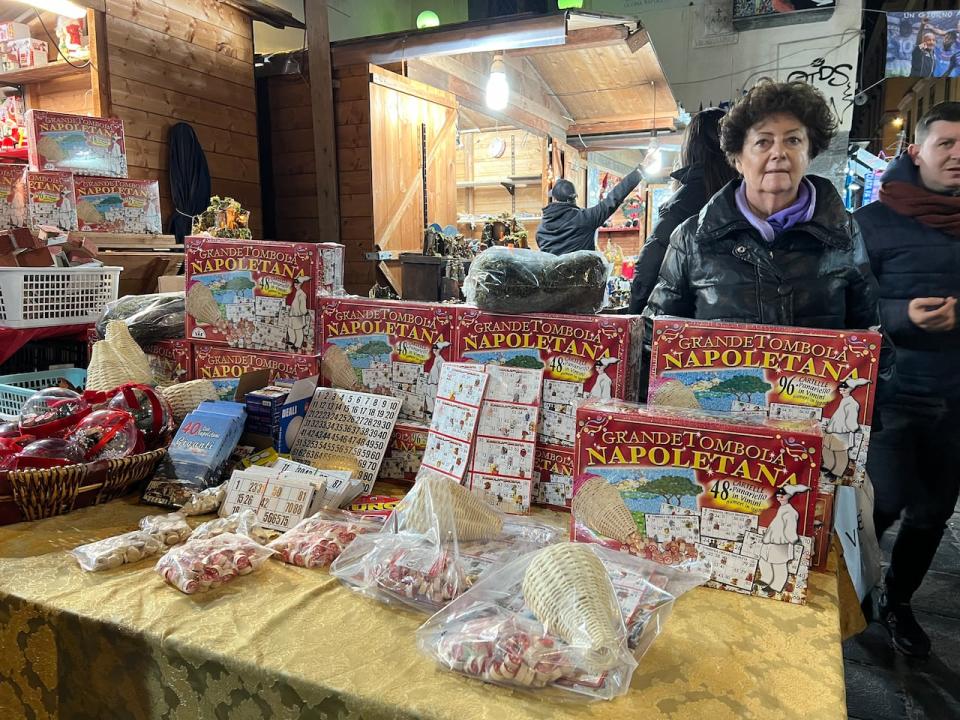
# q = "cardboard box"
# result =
<box><xmin>573</xmin><ymin>401</ymin><xmax>822</xmax><ymax>605</ymax></box>
<box><xmin>142</xmin><ymin>339</ymin><xmax>192</xmax><ymax>384</ymax></box>
<box><xmin>0</xmin><ymin>165</ymin><xmax>26</xmax><ymax>229</ymax></box>
<box><xmin>74</xmin><ymin>176</ymin><xmax>161</xmax><ymax>234</ymax></box>
<box><xmin>533</xmin><ymin>443</ymin><xmax>575</xmax><ymax>510</ymax></box>
<box><xmin>454</xmin><ymin>309</ymin><xmax>643</xmax><ymax>449</ymax></box>
<box><xmin>185</xmin><ymin>237</ymin><xmax>322</xmax><ymax>354</ymax></box>
<box><xmin>318</xmin><ymin>242</ymin><xmax>344</xmax><ymax>295</ymax></box>
<box><xmin>318</xmin><ymin>297</ymin><xmax>457</xmax><ymax>423</ymax></box>
<box><xmin>0</xmin><ymin>22</ymin><xmax>30</xmax><ymax>42</ymax></box>
<box><xmin>26</xmin><ymin>110</ymin><xmax>127</xmax><ymax>178</ymax></box>
<box><xmin>377</xmin><ymin>421</ymin><xmax>429</xmax><ymax>484</ymax></box>
<box><xmin>648</xmin><ymin>318</ymin><xmax>881</xmax><ymax>489</ymax></box>
<box><xmin>158</xmin><ymin>274</ymin><xmax>185</xmax><ymax>293</ymax></box>
<box><xmin>1</xmin><ymin>39</ymin><xmax>47</xmax><ymax>70</ymax></box>
<box><xmin>191</xmin><ymin>343</ymin><xmax>320</xmax><ymax>401</ymax></box>
<box><xmin>19</xmin><ymin>170</ymin><xmax>77</xmax><ymax>231</ymax></box>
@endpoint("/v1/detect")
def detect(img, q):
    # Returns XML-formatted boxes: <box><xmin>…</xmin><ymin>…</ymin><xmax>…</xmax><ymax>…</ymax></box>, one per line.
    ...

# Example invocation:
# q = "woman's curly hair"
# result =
<box><xmin>720</xmin><ymin>81</ymin><xmax>837</xmax><ymax>165</ymax></box>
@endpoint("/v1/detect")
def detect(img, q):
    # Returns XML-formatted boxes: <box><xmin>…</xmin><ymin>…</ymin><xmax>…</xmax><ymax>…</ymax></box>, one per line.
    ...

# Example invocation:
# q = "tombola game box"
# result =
<box><xmin>317</xmin><ymin>298</ymin><xmax>457</xmax><ymax>424</ymax></box>
<box><xmin>74</xmin><ymin>176</ymin><xmax>162</xmax><ymax>234</ymax></box>
<box><xmin>191</xmin><ymin>343</ymin><xmax>320</xmax><ymax>401</ymax></box>
<box><xmin>377</xmin><ymin>421</ymin><xmax>429</xmax><ymax>484</ymax></box>
<box><xmin>185</xmin><ymin>238</ymin><xmax>323</xmax><ymax>355</ymax></box>
<box><xmin>26</xmin><ymin>110</ymin><xmax>128</xmax><ymax>178</ymax></box>
<box><xmin>573</xmin><ymin>401</ymin><xmax>822</xmax><ymax>605</ymax></box>
<box><xmin>648</xmin><ymin>318</ymin><xmax>881</xmax><ymax>489</ymax></box>
<box><xmin>453</xmin><ymin>309</ymin><xmax>643</xmax><ymax>450</ymax></box>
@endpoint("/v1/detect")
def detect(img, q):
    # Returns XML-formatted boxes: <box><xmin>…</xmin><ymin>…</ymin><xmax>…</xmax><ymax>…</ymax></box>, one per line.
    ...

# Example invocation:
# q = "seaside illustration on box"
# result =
<box><xmin>573</xmin><ymin>401</ymin><xmax>822</xmax><ymax>605</ymax></box>
<box><xmin>649</xmin><ymin>318</ymin><xmax>881</xmax><ymax>488</ymax></box>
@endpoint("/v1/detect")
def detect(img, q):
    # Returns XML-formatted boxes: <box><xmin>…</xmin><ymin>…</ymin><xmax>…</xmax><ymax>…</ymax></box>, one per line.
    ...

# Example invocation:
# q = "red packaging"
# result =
<box><xmin>191</xmin><ymin>343</ymin><xmax>319</xmax><ymax>401</ymax></box>
<box><xmin>318</xmin><ymin>298</ymin><xmax>457</xmax><ymax>423</ymax></box>
<box><xmin>74</xmin><ymin>176</ymin><xmax>162</xmax><ymax>234</ymax></box>
<box><xmin>573</xmin><ymin>401</ymin><xmax>821</xmax><ymax>605</ymax></box>
<box><xmin>317</xmin><ymin>242</ymin><xmax>344</xmax><ymax>295</ymax></box>
<box><xmin>532</xmin><ymin>443</ymin><xmax>575</xmax><ymax>510</ymax></box>
<box><xmin>648</xmin><ymin>318</ymin><xmax>881</xmax><ymax>489</ymax></box>
<box><xmin>453</xmin><ymin>309</ymin><xmax>643</xmax><ymax>449</ymax></box>
<box><xmin>143</xmin><ymin>339</ymin><xmax>192</xmax><ymax>384</ymax></box>
<box><xmin>378</xmin><ymin>421</ymin><xmax>428</xmax><ymax>484</ymax></box>
<box><xmin>26</xmin><ymin>110</ymin><xmax>127</xmax><ymax>178</ymax></box>
<box><xmin>0</xmin><ymin>165</ymin><xmax>25</xmax><ymax>229</ymax></box>
<box><xmin>18</xmin><ymin>170</ymin><xmax>77</xmax><ymax>231</ymax></box>
<box><xmin>185</xmin><ymin>237</ymin><xmax>323</xmax><ymax>354</ymax></box>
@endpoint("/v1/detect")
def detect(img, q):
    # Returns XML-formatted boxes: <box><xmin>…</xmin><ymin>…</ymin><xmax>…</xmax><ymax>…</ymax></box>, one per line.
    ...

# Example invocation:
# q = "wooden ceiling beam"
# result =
<box><xmin>506</xmin><ymin>25</ymin><xmax>630</xmax><ymax>57</ymax></box>
<box><xmin>568</xmin><ymin>115</ymin><xmax>677</xmax><ymax>136</ymax></box>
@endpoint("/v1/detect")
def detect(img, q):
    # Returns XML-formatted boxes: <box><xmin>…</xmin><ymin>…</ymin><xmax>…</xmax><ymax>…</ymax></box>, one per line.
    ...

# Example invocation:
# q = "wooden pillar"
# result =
<box><xmin>305</xmin><ymin>0</ymin><xmax>341</xmax><ymax>239</ymax></box>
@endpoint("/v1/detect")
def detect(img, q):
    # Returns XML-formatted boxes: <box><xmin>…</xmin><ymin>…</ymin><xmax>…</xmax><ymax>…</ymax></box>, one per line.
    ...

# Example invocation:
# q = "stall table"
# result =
<box><xmin>0</xmin><ymin>496</ymin><xmax>846</xmax><ymax>719</ymax></box>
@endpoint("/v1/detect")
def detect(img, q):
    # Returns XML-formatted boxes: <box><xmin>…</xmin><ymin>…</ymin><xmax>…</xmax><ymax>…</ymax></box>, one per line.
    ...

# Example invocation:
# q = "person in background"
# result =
<box><xmin>535</xmin><ymin>167</ymin><xmax>643</xmax><ymax>255</ymax></box>
<box><xmin>854</xmin><ymin>101</ymin><xmax>960</xmax><ymax>658</ymax></box>
<box><xmin>628</xmin><ymin>107</ymin><xmax>738</xmax><ymax>313</ymax></box>
<box><xmin>642</xmin><ymin>81</ymin><xmax>895</xmax><ymax>395</ymax></box>
<box><xmin>911</xmin><ymin>22</ymin><xmax>937</xmax><ymax>78</ymax></box>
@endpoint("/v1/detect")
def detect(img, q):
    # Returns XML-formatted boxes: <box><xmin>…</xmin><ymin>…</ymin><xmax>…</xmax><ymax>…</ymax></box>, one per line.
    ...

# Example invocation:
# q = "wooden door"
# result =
<box><xmin>369</xmin><ymin>67</ymin><xmax>458</xmax><ymax>255</ymax></box>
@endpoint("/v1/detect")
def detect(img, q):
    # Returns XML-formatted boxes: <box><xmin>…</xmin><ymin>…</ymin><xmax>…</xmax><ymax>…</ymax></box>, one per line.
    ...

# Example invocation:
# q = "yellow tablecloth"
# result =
<box><xmin>0</xmin><ymin>498</ymin><xmax>846</xmax><ymax>720</ymax></box>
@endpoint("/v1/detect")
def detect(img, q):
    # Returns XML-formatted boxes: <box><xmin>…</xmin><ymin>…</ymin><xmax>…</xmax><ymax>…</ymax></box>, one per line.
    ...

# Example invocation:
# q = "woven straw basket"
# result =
<box><xmin>522</xmin><ymin>543</ymin><xmax>622</xmax><ymax>672</ymax></box>
<box><xmin>87</xmin><ymin>340</ymin><xmax>152</xmax><ymax>391</ymax></box>
<box><xmin>400</xmin><ymin>470</ymin><xmax>503</xmax><ymax>542</ymax></box>
<box><xmin>572</xmin><ymin>476</ymin><xmax>637</xmax><ymax>544</ymax></box>
<box><xmin>0</xmin><ymin>448</ymin><xmax>166</xmax><ymax>525</ymax></box>
<box><xmin>159</xmin><ymin>380</ymin><xmax>220</xmax><ymax>424</ymax></box>
<box><xmin>104</xmin><ymin>320</ymin><xmax>153</xmax><ymax>379</ymax></box>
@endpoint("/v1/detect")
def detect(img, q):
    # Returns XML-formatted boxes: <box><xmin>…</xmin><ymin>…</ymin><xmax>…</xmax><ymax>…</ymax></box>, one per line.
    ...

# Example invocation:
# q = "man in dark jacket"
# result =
<box><xmin>910</xmin><ymin>27</ymin><xmax>937</xmax><ymax>78</ymax></box>
<box><xmin>854</xmin><ymin>102</ymin><xmax>960</xmax><ymax>658</ymax></box>
<box><xmin>535</xmin><ymin>169</ymin><xmax>642</xmax><ymax>255</ymax></box>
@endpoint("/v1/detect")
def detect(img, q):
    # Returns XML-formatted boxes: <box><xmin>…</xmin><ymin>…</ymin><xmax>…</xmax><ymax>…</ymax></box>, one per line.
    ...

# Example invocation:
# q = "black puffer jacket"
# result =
<box><xmin>535</xmin><ymin>170</ymin><xmax>641</xmax><ymax>255</ymax></box>
<box><xmin>628</xmin><ymin>164</ymin><xmax>709</xmax><ymax>313</ymax></box>
<box><xmin>855</xmin><ymin>154</ymin><xmax>960</xmax><ymax>400</ymax></box>
<box><xmin>643</xmin><ymin>175</ymin><xmax>896</xmax><ymax>397</ymax></box>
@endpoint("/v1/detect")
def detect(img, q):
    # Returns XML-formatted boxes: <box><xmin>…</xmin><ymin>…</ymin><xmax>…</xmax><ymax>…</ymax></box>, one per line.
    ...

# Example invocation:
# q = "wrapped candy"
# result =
<box><xmin>191</xmin><ymin>509</ymin><xmax>272</xmax><ymax>545</ymax></box>
<box><xmin>18</xmin><ymin>388</ymin><xmax>91</xmax><ymax>438</ymax></box>
<box><xmin>268</xmin><ymin>511</ymin><xmax>382</xmax><ymax>569</ymax></box>
<box><xmin>179</xmin><ymin>483</ymin><xmax>227</xmax><ymax>516</ymax></box>
<box><xmin>67</xmin><ymin>409</ymin><xmax>141</xmax><ymax>461</ymax></box>
<box><xmin>107</xmin><ymin>384</ymin><xmax>175</xmax><ymax>449</ymax></box>
<box><xmin>139</xmin><ymin>512</ymin><xmax>192</xmax><ymax>546</ymax></box>
<box><xmin>417</xmin><ymin>543</ymin><xmax>709</xmax><ymax>700</ymax></box>
<box><xmin>10</xmin><ymin>438</ymin><xmax>84</xmax><ymax>470</ymax></box>
<box><xmin>155</xmin><ymin>532</ymin><xmax>274</xmax><ymax>594</ymax></box>
<box><xmin>72</xmin><ymin>530</ymin><xmax>165</xmax><ymax>572</ymax></box>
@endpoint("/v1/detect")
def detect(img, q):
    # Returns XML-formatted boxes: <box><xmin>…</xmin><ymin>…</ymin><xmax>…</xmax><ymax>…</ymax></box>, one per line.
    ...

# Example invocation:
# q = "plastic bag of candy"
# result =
<box><xmin>72</xmin><ymin>531</ymin><xmax>165</xmax><ymax>572</ymax></box>
<box><xmin>191</xmin><ymin>509</ymin><xmax>273</xmax><ymax>545</ymax></box>
<box><xmin>179</xmin><ymin>482</ymin><xmax>227</xmax><ymax>516</ymax></box>
<box><xmin>155</xmin><ymin>532</ymin><xmax>274</xmax><ymax>594</ymax></box>
<box><xmin>139</xmin><ymin>512</ymin><xmax>192</xmax><ymax>546</ymax></box>
<box><xmin>267</xmin><ymin>511</ymin><xmax>383</xmax><ymax>569</ymax></box>
<box><xmin>417</xmin><ymin>543</ymin><xmax>709</xmax><ymax>700</ymax></box>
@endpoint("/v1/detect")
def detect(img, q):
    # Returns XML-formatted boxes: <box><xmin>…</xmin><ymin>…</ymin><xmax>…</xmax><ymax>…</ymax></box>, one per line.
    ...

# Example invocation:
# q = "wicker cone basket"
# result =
<box><xmin>104</xmin><ymin>320</ymin><xmax>153</xmax><ymax>380</ymax></box>
<box><xmin>400</xmin><ymin>470</ymin><xmax>503</xmax><ymax>542</ymax></box>
<box><xmin>186</xmin><ymin>282</ymin><xmax>222</xmax><ymax>325</ymax></box>
<box><xmin>572</xmin><ymin>476</ymin><xmax>639</xmax><ymax>547</ymax></box>
<box><xmin>87</xmin><ymin>340</ymin><xmax>151</xmax><ymax>391</ymax></box>
<box><xmin>522</xmin><ymin>543</ymin><xmax>622</xmax><ymax>672</ymax></box>
<box><xmin>649</xmin><ymin>378</ymin><xmax>700</xmax><ymax>409</ymax></box>
<box><xmin>321</xmin><ymin>346</ymin><xmax>360</xmax><ymax>391</ymax></box>
<box><xmin>160</xmin><ymin>380</ymin><xmax>220</xmax><ymax>424</ymax></box>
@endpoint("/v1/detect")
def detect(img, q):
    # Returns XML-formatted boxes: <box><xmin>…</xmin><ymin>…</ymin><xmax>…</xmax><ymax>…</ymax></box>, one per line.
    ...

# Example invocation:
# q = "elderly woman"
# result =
<box><xmin>645</xmin><ymin>82</ymin><xmax>887</xmax><ymax>340</ymax></box>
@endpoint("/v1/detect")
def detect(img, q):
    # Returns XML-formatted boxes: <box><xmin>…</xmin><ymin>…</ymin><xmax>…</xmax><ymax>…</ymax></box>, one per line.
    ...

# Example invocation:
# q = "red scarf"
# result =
<box><xmin>880</xmin><ymin>180</ymin><xmax>960</xmax><ymax>239</ymax></box>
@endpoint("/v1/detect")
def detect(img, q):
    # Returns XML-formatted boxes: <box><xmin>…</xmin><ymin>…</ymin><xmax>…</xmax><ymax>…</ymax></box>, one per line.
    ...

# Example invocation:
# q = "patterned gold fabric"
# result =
<box><xmin>0</xmin><ymin>497</ymin><xmax>847</xmax><ymax>719</ymax></box>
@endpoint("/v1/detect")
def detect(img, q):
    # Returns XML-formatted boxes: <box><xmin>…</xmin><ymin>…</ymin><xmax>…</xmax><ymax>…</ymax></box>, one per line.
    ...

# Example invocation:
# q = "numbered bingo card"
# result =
<box><xmin>420</xmin><ymin>363</ymin><xmax>489</xmax><ymax>483</ymax></box>
<box><xmin>290</xmin><ymin>388</ymin><xmax>402</xmax><ymax>493</ymax></box>
<box><xmin>221</xmin><ymin>470</ymin><xmax>316</xmax><ymax>532</ymax></box>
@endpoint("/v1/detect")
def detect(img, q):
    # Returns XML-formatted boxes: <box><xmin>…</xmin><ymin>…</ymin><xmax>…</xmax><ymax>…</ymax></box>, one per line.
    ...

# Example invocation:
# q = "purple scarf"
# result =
<box><xmin>735</xmin><ymin>178</ymin><xmax>817</xmax><ymax>242</ymax></box>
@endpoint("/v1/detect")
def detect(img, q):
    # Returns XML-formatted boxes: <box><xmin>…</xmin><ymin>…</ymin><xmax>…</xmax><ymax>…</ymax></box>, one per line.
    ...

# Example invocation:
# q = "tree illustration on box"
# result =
<box><xmin>502</xmin><ymin>354</ymin><xmax>544</xmax><ymax>369</ymax></box>
<box><xmin>354</xmin><ymin>340</ymin><xmax>393</xmax><ymax>357</ymax></box>
<box><xmin>641</xmin><ymin>475</ymin><xmax>702</xmax><ymax>505</ymax></box>
<box><xmin>703</xmin><ymin>374</ymin><xmax>770</xmax><ymax>402</ymax></box>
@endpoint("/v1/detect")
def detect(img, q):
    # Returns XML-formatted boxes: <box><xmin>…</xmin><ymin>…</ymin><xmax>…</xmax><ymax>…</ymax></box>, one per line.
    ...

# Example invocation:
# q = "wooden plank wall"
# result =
<box><xmin>104</xmin><ymin>0</ymin><xmax>263</xmax><ymax>238</ymax></box>
<box><xmin>23</xmin><ymin>12</ymin><xmax>93</xmax><ymax>115</ymax></box>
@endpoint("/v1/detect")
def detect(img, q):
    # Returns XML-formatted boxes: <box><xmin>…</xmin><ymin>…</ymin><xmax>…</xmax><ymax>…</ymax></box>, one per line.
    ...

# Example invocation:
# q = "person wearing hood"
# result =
<box><xmin>641</xmin><ymin>81</ymin><xmax>896</xmax><ymax>401</ymax></box>
<box><xmin>628</xmin><ymin>107</ymin><xmax>738</xmax><ymax>313</ymax></box>
<box><xmin>854</xmin><ymin>101</ymin><xmax>960</xmax><ymax>658</ymax></box>
<box><xmin>534</xmin><ymin>168</ymin><xmax>643</xmax><ymax>256</ymax></box>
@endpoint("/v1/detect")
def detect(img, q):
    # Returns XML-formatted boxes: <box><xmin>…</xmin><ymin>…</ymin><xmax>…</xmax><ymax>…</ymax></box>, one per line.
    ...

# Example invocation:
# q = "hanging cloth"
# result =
<box><xmin>167</xmin><ymin>122</ymin><xmax>211</xmax><ymax>242</ymax></box>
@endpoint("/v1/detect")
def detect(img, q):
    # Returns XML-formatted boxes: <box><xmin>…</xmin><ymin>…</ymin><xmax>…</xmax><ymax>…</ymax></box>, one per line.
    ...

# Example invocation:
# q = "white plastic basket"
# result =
<box><xmin>0</xmin><ymin>266</ymin><xmax>122</xmax><ymax>329</ymax></box>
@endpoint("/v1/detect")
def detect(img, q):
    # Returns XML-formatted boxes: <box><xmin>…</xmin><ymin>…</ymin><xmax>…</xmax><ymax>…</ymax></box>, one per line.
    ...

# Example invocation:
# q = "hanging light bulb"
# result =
<box><xmin>642</xmin><ymin>137</ymin><xmax>663</xmax><ymax>178</ymax></box>
<box><xmin>12</xmin><ymin>0</ymin><xmax>86</xmax><ymax>19</ymax></box>
<box><xmin>485</xmin><ymin>53</ymin><xmax>509</xmax><ymax>111</ymax></box>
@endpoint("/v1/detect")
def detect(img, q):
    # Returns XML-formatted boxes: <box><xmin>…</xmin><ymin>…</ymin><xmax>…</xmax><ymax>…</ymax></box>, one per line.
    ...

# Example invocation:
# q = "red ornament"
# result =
<box><xmin>107</xmin><ymin>384</ymin><xmax>174</xmax><ymax>449</ymax></box>
<box><xmin>10</xmin><ymin>438</ymin><xmax>84</xmax><ymax>470</ymax></box>
<box><xmin>19</xmin><ymin>388</ymin><xmax>91</xmax><ymax>438</ymax></box>
<box><xmin>67</xmin><ymin>409</ymin><xmax>141</xmax><ymax>461</ymax></box>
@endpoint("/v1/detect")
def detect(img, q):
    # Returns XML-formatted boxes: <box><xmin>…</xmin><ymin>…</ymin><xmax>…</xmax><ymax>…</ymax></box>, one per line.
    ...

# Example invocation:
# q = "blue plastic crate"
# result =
<box><xmin>0</xmin><ymin>368</ymin><xmax>87</xmax><ymax>421</ymax></box>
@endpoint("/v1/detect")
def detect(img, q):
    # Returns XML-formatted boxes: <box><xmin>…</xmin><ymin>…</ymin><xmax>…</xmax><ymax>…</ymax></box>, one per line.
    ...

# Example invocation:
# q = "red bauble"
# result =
<box><xmin>10</xmin><ymin>438</ymin><xmax>85</xmax><ymax>470</ymax></box>
<box><xmin>107</xmin><ymin>384</ymin><xmax>174</xmax><ymax>449</ymax></box>
<box><xmin>67</xmin><ymin>409</ymin><xmax>141</xmax><ymax>461</ymax></box>
<box><xmin>19</xmin><ymin>388</ymin><xmax>91</xmax><ymax>438</ymax></box>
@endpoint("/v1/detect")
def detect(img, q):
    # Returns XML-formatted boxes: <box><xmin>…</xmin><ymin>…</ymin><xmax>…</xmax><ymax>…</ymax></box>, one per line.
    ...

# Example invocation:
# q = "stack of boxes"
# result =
<box><xmin>244</xmin><ymin>386</ymin><xmax>290</xmax><ymax>446</ymax></box>
<box><xmin>0</xmin><ymin>22</ymin><xmax>48</xmax><ymax>72</ymax></box>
